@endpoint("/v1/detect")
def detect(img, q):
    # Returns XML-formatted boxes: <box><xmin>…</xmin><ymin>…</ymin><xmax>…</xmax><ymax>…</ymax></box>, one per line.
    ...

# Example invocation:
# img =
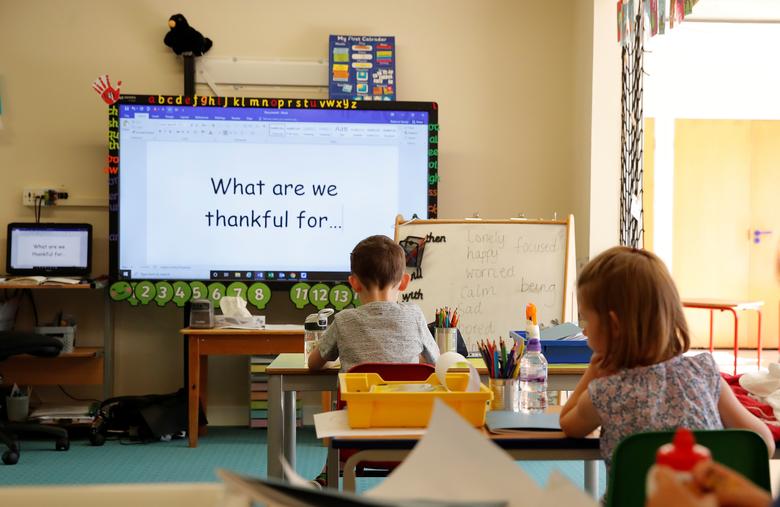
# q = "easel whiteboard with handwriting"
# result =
<box><xmin>395</xmin><ymin>215</ymin><xmax>577</xmax><ymax>352</ymax></box>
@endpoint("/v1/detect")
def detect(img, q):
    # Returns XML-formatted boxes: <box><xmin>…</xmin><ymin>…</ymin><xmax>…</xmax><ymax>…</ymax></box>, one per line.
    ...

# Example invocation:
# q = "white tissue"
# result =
<box><xmin>435</xmin><ymin>351</ymin><xmax>481</xmax><ymax>392</ymax></box>
<box><xmin>220</xmin><ymin>296</ymin><xmax>252</xmax><ymax>319</ymax></box>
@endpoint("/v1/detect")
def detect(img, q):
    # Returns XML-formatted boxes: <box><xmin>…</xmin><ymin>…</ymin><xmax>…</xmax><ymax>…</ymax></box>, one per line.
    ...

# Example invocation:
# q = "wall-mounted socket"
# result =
<box><xmin>22</xmin><ymin>188</ymin><xmax>68</xmax><ymax>207</ymax></box>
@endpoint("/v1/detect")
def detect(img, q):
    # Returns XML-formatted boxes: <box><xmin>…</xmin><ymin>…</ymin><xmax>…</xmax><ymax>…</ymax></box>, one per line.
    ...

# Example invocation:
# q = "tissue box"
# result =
<box><xmin>509</xmin><ymin>330</ymin><xmax>592</xmax><ymax>364</ymax></box>
<box><xmin>34</xmin><ymin>325</ymin><xmax>76</xmax><ymax>354</ymax></box>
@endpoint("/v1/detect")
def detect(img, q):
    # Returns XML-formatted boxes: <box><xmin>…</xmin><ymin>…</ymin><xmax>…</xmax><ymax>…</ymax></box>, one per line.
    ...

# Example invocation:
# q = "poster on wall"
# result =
<box><xmin>329</xmin><ymin>35</ymin><xmax>395</xmax><ymax>101</ymax></box>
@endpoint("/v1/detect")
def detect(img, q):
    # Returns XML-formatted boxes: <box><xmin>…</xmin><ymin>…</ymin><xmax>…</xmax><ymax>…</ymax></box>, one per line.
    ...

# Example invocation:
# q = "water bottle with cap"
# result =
<box><xmin>304</xmin><ymin>308</ymin><xmax>334</xmax><ymax>365</ymax></box>
<box><xmin>519</xmin><ymin>303</ymin><xmax>548</xmax><ymax>413</ymax></box>
<box><xmin>646</xmin><ymin>427</ymin><xmax>711</xmax><ymax>496</ymax></box>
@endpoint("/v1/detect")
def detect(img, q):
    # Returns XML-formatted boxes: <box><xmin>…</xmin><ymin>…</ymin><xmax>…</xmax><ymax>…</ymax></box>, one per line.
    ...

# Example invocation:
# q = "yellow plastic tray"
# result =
<box><xmin>339</xmin><ymin>372</ymin><xmax>492</xmax><ymax>428</ymax></box>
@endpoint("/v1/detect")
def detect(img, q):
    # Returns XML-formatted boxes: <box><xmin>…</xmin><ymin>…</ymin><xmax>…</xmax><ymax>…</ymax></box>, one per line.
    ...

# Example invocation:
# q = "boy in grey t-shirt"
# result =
<box><xmin>307</xmin><ymin>235</ymin><xmax>439</xmax><ymax>372</ymax></box>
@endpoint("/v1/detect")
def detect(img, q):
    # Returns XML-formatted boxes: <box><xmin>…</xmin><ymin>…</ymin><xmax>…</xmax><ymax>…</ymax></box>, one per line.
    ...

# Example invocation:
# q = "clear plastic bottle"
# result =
<box><xmin>519</xmin><ymin>338</ymin><xmax>548</xmax><ymax>413</ymax></box>
<box><xmin>304</xmin><ymin>308</ymin><xmax>334</xmax><ymax>364</ymax></box>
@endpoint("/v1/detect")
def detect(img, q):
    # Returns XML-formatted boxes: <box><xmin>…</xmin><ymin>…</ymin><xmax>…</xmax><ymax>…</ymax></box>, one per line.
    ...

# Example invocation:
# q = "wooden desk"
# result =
<box><xmin>0</xmin><ymin>280</ymin><xmax>113</xmax><ymax>398</ymax></box>
<box><xmin>682</xmin><ymin>298</ymin><xmax>764</xmax><ymax>374</ymax></box>
<box><xmin>0</xmin><ymin>347</ymin><xmax>103</xmax><ymax>385</ymax></box>
<box><xmin>265</xmin><ymin>353</ymin><xmax>587</xmax><ymax>481</ymax></box>
<box><xmin>179</xmin><ymin>326</ymin><xmax>304</xmax><ymax>448</ymax></box>
<box><xmin>327</xmin><ymin>424</ymin><xmax>601</xmax><ymax>497</ymax></box>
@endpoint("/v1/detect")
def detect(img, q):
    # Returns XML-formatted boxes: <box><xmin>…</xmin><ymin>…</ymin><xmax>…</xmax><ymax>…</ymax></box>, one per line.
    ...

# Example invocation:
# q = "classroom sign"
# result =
<box><xmin>329</xmin><ymin>35</ymin><xmax>395</xmax><ymax>101</ymax></box>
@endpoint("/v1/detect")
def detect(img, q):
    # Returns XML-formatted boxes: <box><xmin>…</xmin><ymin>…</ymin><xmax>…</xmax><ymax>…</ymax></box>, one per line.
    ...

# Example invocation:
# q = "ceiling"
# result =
<box><xmin>688</xmin><ymin>0</ymin><xmax>780</xmax><ymax>22</ymax></box>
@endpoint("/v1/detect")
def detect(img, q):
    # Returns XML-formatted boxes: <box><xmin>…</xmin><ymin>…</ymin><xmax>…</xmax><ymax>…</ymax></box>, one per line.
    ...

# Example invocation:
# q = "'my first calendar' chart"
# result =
<box><xmin>329</xmin><ymin>35</ymin><xmax>395</xmax><ymax>101</ymax></box>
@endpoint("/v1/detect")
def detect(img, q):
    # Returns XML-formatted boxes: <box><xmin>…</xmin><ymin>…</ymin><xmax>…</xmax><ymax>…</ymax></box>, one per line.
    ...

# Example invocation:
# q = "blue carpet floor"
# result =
<box><xmin>0</xmin><ymin>427</ymin><xmax>606</xmax><ymax>495</ymax></box>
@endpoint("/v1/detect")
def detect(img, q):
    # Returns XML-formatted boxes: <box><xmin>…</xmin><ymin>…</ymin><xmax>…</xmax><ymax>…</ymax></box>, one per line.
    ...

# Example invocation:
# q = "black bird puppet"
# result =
<box><xmin>164</xmin><ymin>14</ymin><xmax>212</xmax><ymax>56</ymax></box>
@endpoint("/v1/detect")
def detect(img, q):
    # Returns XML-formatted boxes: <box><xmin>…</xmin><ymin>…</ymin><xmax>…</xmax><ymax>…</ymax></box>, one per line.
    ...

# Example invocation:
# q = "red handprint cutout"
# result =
<box><xmin>92</xmin><ymin>75</ymin><xmax>122</xmax><ymax>105</ymax></box>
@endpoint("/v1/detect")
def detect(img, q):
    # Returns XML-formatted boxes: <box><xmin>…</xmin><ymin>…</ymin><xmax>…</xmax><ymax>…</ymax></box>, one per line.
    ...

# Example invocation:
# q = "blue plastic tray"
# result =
<box><xmin>509</xmin><ymin>330</ymin><xmax>592</xmax><ymax>364</ymax></box>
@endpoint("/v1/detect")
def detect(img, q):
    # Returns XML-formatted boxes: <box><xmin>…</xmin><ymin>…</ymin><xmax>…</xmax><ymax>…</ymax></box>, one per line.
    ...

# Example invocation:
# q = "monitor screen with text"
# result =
<box><xmin>110</xmin><ymin>96</ymin><xmax>438</xmax><ymax>282</ymax></box>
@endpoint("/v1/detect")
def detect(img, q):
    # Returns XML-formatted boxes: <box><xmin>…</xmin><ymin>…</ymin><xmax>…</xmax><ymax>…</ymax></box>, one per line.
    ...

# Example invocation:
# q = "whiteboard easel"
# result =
<box><xmin>395</xmin><ymin>215</ymin><xmax>578</xmax><ymax>351</ymax></box>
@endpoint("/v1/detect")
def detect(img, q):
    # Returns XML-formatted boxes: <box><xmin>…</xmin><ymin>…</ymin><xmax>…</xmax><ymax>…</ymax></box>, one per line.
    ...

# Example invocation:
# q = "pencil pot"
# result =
<box><xmin>488</xmin><ymin>378</ymin><xmax>519</xmax><ymax>412</ymax></box>
<box><xmin>435</xmin><ymin>327</ymin><xmax>457</xmax><ymax>354</ymax></box>
<box><xmin>5</xmin><ymin>395</ymin><xmax>29</xmax><ymax>422</ymax></box>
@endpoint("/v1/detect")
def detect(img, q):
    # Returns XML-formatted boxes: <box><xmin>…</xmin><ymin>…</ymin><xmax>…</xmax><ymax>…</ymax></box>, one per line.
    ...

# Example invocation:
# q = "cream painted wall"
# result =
<box><xmin>572</xmin><ymin>0</ymin><xmax>594</xmax><ymax>267</ymax></box>
<box><xmin>588</xmin><ymin>0</ymin><xmax>621</xmax><ymax>257</ymax></box>
<box><xmin>1</xmin><ymin>0</ymin><xmax>607</xmax><ymax>424</ymax></box>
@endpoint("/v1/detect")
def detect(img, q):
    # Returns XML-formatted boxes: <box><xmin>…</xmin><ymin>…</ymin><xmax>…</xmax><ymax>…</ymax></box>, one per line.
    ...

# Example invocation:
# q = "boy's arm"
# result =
<box><xmin>308</xmin><ymin>321</ymin><xmax>340</xmax><ymax>371</ymax></box>
<box><xmin>307</xmin><ymin>347</ymin><xmax>327</xmax><ymax>370</ymax></box>
<box><xmin>419</xmin><ymin>312</ymin><xmax>439</xmax><ymax>364</ymax></box>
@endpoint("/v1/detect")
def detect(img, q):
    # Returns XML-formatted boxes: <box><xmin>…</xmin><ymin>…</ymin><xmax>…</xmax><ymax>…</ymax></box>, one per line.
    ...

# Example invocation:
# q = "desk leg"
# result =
<box><xmin>757</xmin><ymin>309</ymin><xmax>762</xmax><ymax>370</ymax></box>
<box><xmin>709</xmin><ymin>310</ymin><xmax>714</xmax><ymax>353</ymax></box>
<box><xmin>327</xmin><ymin>446</ymin><xmax>339</xmax><ymax>489</ymax></box>
<box><xmin>727</xmin><ymin>308</ymin><xmax>738</xmax><ymax>375</ymax></box>
<box><xmin>584</xmin><ymin>460</ymin><xmax>599</xmax><ymax>499</ymax></box>
<box><xmin>188</xmin><ymin>336</ymin><xmax>200</xmax><ymax>448</ymax></box>
<box><xmin>267</xmin><ymin>374</ymin><xmax>284</xmax><ymax>480</ymax></box>
<box><xmin>199</xmin><ymin>355</ymin><xmax>208</xmax><ymax>437</ymax></box>
<box><xmin>283</xmin><ymin>390</ymin><xmax>296</xmax><ymax>472</ymax></box>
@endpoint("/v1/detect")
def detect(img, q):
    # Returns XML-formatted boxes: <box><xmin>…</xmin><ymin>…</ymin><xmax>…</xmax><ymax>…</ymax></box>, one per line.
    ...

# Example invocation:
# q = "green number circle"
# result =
<box><xmin>247</xmin><ymin>283</ymin><xmax>271</xmax><ymax>310</ymax></box>
<box><xmin>190</xmin><ymin>281</ymin><xmax>208</xmax><ymax>301</ymax></box>
<box><xmin>154</xmin><ymin>281</ymin><xmax>174</xmax><ymax>307</ymax></box>
<box><xmin>207</xmin><ymin>282</ymin><xmax>226</xmax><ymax>308</ymax></box>
<box><xmin>352</xmin><ymin>289</ymin><xmax>361</xmax><ymax>308</ymax></box>
<box><xmin>135</xmin><ymin>281</ymin><xmax>156</xmax><ymax>305</ymax></box>
<box><xmin>226</xmin><ymin>282</ymin><xmax>248</xmax><ymax>300</ymax></box>
<box><xmin>127</xmin><ymin>282</ymin><xmax>139</xmax><ymax>306</ymax></box>
<box><xmin>329</xmin><ymin>284</ymin><xmax>353</xmax><ymax>311</ymax></box>
<box><xmin>289</xmin><ymin>282</ymin><xmax>311</xmax><ymax>309</ymax></box>
<box><xmin>308</xmin><ymin>283</ymin><xmax>330</xmax><ymax>310</ymax></box>
<box><xmin>171</xmin><ymin>281</ymin><xmax>192</xmax><ymax>307</ymax></box>
<box><xmin>109</xmin><ymin>281</ymin><xmax>133</xmax><ymax>302</ymax></box>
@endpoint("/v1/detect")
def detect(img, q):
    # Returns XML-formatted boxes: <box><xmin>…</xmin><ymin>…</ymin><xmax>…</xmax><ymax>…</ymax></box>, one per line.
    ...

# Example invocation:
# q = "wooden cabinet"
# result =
<box><xmin>0</xmin><ymin>282</ymin><xmax>113</xmax><ymax>398</ymax></box>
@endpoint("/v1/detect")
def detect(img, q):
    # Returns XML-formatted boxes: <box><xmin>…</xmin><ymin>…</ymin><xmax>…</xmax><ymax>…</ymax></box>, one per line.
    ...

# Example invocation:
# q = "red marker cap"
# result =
<box><xmin>655</xmin><ymin>428</ymin><xmax>711</xmax><ymax>471</ymax></box>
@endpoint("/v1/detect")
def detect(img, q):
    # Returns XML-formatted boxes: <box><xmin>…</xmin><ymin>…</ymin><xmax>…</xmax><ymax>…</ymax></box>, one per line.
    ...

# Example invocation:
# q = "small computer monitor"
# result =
<box><xmin>6</xmin><ymin>223</ymin><xmax>92</xmax><ymax>276</ymax></box>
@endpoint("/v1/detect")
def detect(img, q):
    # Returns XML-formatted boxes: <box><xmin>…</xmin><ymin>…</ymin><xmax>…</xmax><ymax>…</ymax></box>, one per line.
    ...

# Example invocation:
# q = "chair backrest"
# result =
<box><xmin>606</xmin><ymin>429</ymin><xmax>771</xmax><ymax>507</ymax></box>
<box><xmin>336</xmin><ymin>362</ymin><xmax>435</xmax><ymax>409</ymax></box>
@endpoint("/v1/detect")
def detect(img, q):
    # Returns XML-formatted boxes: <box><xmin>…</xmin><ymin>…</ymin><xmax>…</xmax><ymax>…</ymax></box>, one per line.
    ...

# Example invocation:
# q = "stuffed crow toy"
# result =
<box><xmin>164</xmin><ymin>14</ymin><xmax>212</xmax><ymax>56</ymax></box>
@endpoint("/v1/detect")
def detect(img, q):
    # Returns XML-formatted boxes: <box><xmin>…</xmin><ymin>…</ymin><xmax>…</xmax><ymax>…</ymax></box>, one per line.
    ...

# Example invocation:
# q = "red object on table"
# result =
<box><xmin>721</xmin><ymin>372</ymin><xmax>780</xmax><ymax>441</ymax></box>
<box><xmin>682</xmin><ymin>299</ymin><xmax>764</xmax><ymax>376</ymax></box>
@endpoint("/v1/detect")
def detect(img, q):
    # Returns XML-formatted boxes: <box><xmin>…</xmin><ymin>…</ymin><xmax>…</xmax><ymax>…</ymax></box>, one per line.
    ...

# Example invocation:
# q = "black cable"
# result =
<box><xmin>57</xmin><ymin>385</ymin><xmax>100</xmax><ymax>403</ymax></box>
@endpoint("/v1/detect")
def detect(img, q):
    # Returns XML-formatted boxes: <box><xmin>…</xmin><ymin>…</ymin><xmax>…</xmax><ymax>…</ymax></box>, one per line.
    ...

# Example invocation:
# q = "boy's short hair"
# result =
<box><xmin>577</xmin><ymin>246</ymin><xmax>690</xmax><ymax>371</ymax></box>
<box><xmin>350</xmin><ymin>235</ymin><xmax>405</xmax><ymax>290</ymax></box>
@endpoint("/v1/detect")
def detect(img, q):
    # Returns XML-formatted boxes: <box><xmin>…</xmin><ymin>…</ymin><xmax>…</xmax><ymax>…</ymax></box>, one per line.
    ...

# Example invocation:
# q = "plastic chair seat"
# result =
<box><xmin>606</xmin><ymin>429</ymin><xmax>771</xmax><ymax>506</ymax></box>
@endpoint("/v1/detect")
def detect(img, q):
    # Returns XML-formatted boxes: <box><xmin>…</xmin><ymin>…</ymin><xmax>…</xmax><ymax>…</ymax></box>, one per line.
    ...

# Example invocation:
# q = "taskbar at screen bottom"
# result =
<box><xmin>116</xmin><ymin>270</ymin><xmax>349</xmax><ymax>283</ymax></box>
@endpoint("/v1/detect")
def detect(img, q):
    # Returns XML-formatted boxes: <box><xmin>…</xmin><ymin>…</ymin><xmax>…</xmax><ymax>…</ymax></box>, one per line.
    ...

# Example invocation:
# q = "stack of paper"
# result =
<box><xmin>540</xmin><ymin>322</ymin><xmax>585</xmax><ymax>341</ymax></box>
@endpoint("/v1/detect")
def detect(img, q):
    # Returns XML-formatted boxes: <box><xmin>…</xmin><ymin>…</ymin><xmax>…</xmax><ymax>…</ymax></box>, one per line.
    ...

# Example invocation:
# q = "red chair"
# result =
<box><xmin>337</xmin><ymin>362</ymin><xmax>435</xmax><ymax>477</ymax></box>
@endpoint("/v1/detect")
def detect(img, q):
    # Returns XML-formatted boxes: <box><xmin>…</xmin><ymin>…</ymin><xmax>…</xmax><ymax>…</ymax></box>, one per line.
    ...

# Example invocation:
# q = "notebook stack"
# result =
<box><xmin>249</xmin><ymin>355</ymin><xmax>302</xmax><ymax>428</ymax></box>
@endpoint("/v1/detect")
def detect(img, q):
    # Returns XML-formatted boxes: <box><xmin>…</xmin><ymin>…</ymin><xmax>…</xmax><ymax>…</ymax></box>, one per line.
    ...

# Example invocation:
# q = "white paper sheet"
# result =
<box><xmin>435</xmin><ymin>351</ymin><xmax>481</xmax><ymax>392</ymax></box>
<box><xmin>365</xmin><ymin>400</ymin><xmax>597</xmax><ymax>507</ymax></box>
<box><xmin>313</xmin><ymin>410</ymin><xmax>426</xmax><ymax>439</ymax></box>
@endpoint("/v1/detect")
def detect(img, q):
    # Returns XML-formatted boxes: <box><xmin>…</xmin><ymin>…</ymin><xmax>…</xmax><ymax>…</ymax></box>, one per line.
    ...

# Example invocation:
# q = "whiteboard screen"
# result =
<box><xmin>397</xmin><ymin>220</ymin><xmax>572</xmax><ymax>351</ymax></box>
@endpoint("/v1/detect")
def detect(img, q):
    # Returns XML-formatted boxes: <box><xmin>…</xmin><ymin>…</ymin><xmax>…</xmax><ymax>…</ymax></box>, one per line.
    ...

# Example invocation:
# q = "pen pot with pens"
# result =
<box><xmin>5</xmin><ymin>384</ymin><xmax>31</xmax><ymax>422</ymax></box>
<box><xmin>478</xmin><ymin>337</ymin><xmax>522</xmax><ymax>412</ymax></box>
<box><xmin>434</xmin><ymin>307</ymin><xmax>458</xmax><ymax>354</ymax></box>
